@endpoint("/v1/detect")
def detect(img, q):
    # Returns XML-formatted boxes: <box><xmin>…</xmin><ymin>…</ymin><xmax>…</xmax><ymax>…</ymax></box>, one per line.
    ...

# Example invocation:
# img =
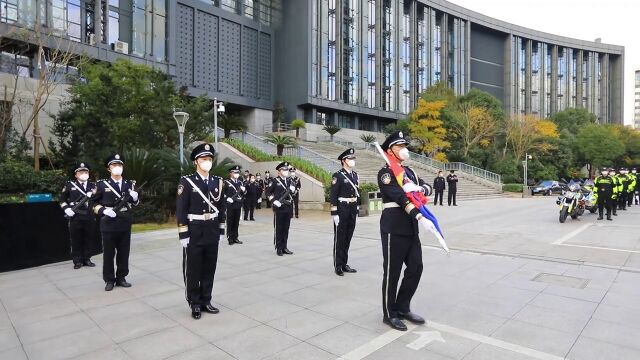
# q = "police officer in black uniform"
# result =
<box><xmin>446</xmin><ymin>170</ymin><xmax>458</xmax><ymax>206</ymax></box>
<box><xmin>432</xmin><ymin>171</ymin><xmax>445</xmax><ymax>206</ymax></box>
<box><xmin>60</xmin><ymin>162</ymin><xmax>97</xmax><ymax>269</ymax></box>
<box><xmin>91</xmin><ymin>153</ymin><xmax>139</xmax><ymax>291</ymax></box>
<box><xmin>266</xmin><ymin>162</ymin><xmax>297</xmax><ymax>256</ymax></box>
<box><xmin>264</xmin><ymin>171</ymin><xmax>273</xmax><ymax>208</ymax></box>
<box><xmin>330</xmin><ymin>148</ymin><xmax>360</xmax><ymax>276</ymax></box>
<box><xmin>290</xmin><ymin>167</ymin><xmax>302</xmax><ymax>218</ymax></box>
<box><xmin>594</xmin><ymin>167</ymin><xmax>615</xmax><ymax>221</ymax></box>
<box><xmin>225</xmin><ymin>165</ymin><xmax>245</xmax><ymax>245</ymax></box>
<box><xmin>176</xmin><ymin>143</ymin><xmax>227</xmax><ymax>319</ymax></box>
<box><xmin>378</xmin><ymin>131</ymin><xmax>432</xmax><ymax>331</ymax></box>
<box><xmin>256</xmin><ymin>173</ymin><xmax>264</xmax><ymax>209</ymax></box>
<box><xmin>244</xmin><ymin>174</ymin><xmax>259</xmax><ymax>221</ymax></box>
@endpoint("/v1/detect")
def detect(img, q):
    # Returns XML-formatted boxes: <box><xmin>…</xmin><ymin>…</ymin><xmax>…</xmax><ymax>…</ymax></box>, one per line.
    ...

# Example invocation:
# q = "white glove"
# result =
<box><xmin>402</xmin><ymin>183</ymin><xmax>423</xmax><ymax>193</ymax></box>
<box><xmin>257</xmin><ymin>199</ymin><xmax>261</xmax><ymax>204</ymax></box>
<box><xmin>104</xmin><ymin>208</ymin><xmax>117</xmax><ymax>218</ymax></box>
<box><xmin>289</xmin><ymin>185</ymin><xmax>296</xmax><ymax>192</ymax></box>
<box><xmin>219</xmin><ymin>234</ymin><xmax>225</xmax><ymax>241</ymax></box>
<box><xmin>129</xmin><ymin>190</ymin><xmax>139</xmax><ymax>202</ymax></box>
<box><xmin>64</xmin><ymin>208</ymin><xmax>75</xmax><ymax>217</ymax></box>
<box><xmin>273</xmin><ymin>200</ymin><xmax>282</xmax><ymax>208</ymax></box>
<box><xmin>180</xmin><ymin>238</ymin><xmax>189</xmax><ymax>248</ymax></box>
<box><xmin>240</xmin><ymin>186</ymin><xmax>246</xmax><ymax>192</ymax></box>
<box><xmin>332</xmin><ymin>215</ymin><xmax>340</xmax><ymax>226</ymax></box>
<box><xmin>226</xmin><ymin>197</ymin><xmax>234</xmax><ymax>203</ymax></box>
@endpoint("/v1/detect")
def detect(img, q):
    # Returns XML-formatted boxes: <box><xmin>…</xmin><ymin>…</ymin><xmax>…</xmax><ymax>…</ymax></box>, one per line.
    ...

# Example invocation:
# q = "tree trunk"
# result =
<box><xmin>277</xmin><ymin>144</ymin><xmax>284</xmax><ymax>156</ymax></box>
<box><xmin>225</xmin><ymin>129</ymin><xmax>231</xmax><ymax>138</ymax></box>
<box><xmin>295</xmin><ymin>128</ymin><xmax>299</xmax><ymax>138</ymax></box>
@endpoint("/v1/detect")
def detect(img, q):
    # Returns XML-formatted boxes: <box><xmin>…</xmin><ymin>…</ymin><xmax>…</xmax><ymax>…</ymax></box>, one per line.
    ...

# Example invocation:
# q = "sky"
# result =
<box><xmin>446</xmin><ymin>0</ymin><xmax>638</xmax><ymax>126</ymax></box>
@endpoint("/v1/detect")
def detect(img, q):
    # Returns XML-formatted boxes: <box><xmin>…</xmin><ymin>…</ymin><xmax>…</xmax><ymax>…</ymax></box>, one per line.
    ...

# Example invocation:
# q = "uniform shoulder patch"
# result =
<box><xmin>177</xmin><ymin>184</ymin><xmax>184</xmax><ymax>196</ymax></box>
<box><xmin>332</xmin><ymin>177</ymin><xmax>337</xmax><ymax>185</ymax></box>
<box><xmin>381</xmin><ymin>173</ymin><xmax>392</xmax><ymax>185</ymax></box>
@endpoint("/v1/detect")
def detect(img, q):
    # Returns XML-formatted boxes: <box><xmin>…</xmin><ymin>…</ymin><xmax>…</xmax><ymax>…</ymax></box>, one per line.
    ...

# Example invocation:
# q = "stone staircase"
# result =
<box><xmin>299</xmin><ymin>140</ymin><xmax>503</xmax><ymax>200</ymax></box>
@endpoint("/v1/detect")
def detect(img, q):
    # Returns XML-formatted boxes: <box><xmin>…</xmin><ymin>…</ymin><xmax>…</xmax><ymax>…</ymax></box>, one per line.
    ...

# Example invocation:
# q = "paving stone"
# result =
<box><xmin>23</xmin><ymin>327</ymin><xmax>113</xmax><ymax>360</ymax></box>
<box><xmin>119</xmin><ymin>326</ymin><xmax>206</xmax><ymax>360</ymax></box>
<box><xmin>267</xmin><ymin>309</ymin><xmax>342</xmax><ymax>340</ymax></box>
<box><xmin>213</xmin><ymin>324</ymin><xmax>300</xmax><ymax>360</ymax></box>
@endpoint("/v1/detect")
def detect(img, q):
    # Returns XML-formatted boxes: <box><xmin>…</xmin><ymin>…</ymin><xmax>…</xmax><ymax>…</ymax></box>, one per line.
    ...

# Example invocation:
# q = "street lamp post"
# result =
<box><xmin>213</xmin><ymin>98</ymin><xmax>225</xmax><ymax>153</ymax></box>
<box><xmin>523</xmin><ymin>153</ymin><xmax>532</xmax><ymax>189</ymax></box>
<box><xmin>173</xmin><ymin>111</ymin><xmax>190</xmax><ymax>173</ymax></box>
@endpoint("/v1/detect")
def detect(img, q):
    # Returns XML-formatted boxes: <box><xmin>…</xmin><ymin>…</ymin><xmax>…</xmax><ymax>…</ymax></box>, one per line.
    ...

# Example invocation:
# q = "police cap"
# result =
<box><xmin>338</xmin><ymin>148</ymin><xmax>356</xmax><ymax>161</ymax></box>
<box><xmin>380</xmin><ymin>131</ymin><xmax>408</xmax><ymax>151</ymax></box>
<box><xmin>190</xmin><ymin>143</ymin><xmax>215</xmax><ymax>161</ymax></box>
<box><xmin>104</xmin><ymin>153</ymin><xmax>124</xmax><ymax>167</ymax></box>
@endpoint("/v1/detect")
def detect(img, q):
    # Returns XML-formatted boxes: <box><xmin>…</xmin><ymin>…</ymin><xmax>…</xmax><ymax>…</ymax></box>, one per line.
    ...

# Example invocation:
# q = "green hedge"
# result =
<box><xmin>0</xmin><ymin>159</ymin><xmax>67</xmax><ymax>203</ymax></box>
<box><xmin>502</xmin><ymin>183</ymin><xmax>524</xmax><ymax>193</ymax></box>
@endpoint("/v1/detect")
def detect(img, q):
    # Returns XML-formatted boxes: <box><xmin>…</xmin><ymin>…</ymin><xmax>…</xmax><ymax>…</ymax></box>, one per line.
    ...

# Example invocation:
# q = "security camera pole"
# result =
<box><xmin>213</xmin><ymin>98</ymin><xmax>226</xmax><ymax>153</ymax></box>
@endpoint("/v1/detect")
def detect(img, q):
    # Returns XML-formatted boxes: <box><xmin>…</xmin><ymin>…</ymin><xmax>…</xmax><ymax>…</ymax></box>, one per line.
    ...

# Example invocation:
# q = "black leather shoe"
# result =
<box><xmin>83</xmin><ymin>260</ymin><xmax>96</xmax><ymax>267</ymax></box>
<box><xmin>607</xmin><ymin>216</ymin><xmax>613</xmax><ymax>221</ymax></box>
<box><xmin>234</xmin><ymin>239</ymin><xmax>243</xmax><ymax>244</ymax></box>
<box><xmin>203</xmin><ymin>304</ymin><xmax>219</xmax><ymax>314</ymax></box>
<box><xmin>105</xmin><ymin>282</ymin><xmax>114</xmax><ymax>291</ymax></box>
<box><xmin>383</xmin><ymin>317</ymin><xmax>407</xmax><ymax>331</ymax></box>
<box><xmin>250</xmin><ymin>218</ymin><xmax>255</xmax><ymax>221</ymax></box>
<box><xmin>399</xmin><ymin>311</ymin><xmax>426</xmax><ymax>324</ymax></box>
<box><xmin>295</xmin><ymin>215</ymin><xmax>299</xmax><ymax>218</ymax></box>
<box><xmin>73</xmin><ymin>263</ymin><xmax>82</xmax><ymax>269</ymax></box>
<box><xmin>283</xmin><ymin>248</ymin><xmax>293</xmax><ymax>255</ymax></box>
<box><xmin>277</xmin><ymin>249</ymin><xmax>284</xmax><ymax>256</ymax></box>
<box><xmin>191</xmin><ymin>305</ymin><xmax>202</xmax><ymax>320</ymax></box>
<box><xmin>335</xmin><ymin>267</ymin><xmax>344</xmax><ymax>276</ymax></box>
<box><xmin>343</xmin><ymin>265</ymin><xmax>357</xmax><ymax>273</ymax></box>
<box><xmin>597</xmin><ymin>216</ymin><xmax>603</xmax><ymax>220</ymax></box>
<box><xmin>115</xmin><ymin>279</ymin><xmax>132</xmax><ymax>288</ymax></box>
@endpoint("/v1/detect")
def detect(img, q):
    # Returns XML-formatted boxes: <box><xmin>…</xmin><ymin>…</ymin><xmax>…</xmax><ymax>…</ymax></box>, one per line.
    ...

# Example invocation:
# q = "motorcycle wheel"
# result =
<box><xmin>571</xmin><ymin>213</ymin><xmax>578</xmax><ymax>219</ymax></box>
<box><xmin>589</xmin><ymin>208</ymin><xmax>596</xmax><ymax>214</ymax></box>
<box><xmin>559</xmin><ymin>206</ymin><xmax>568</xmax><ymax>223</ymax></box>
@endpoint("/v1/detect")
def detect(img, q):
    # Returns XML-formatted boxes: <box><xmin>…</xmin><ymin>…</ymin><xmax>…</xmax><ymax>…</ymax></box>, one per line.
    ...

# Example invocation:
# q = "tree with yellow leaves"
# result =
<box><xmin>450</xmin><ymin>103</ymin><xmax>497</xmax><ymax>158</ymax></box>
<box><xmin>408</xmin><ymin>98</ymin><xmax>450</xmax><ymax>161</ymax></box>
<box><xmin>504</xmin><ymin>114</ymin><xmax>559</xmax><ymax>161</ymax></box>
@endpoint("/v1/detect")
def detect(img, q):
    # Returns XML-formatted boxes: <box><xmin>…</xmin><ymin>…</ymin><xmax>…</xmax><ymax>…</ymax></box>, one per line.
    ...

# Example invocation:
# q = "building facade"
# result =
<box><xmin>0</xmin><ymin>0</ymin><xmax>625</xmax><ymax>145</ymax></box>
<box><xmin>635</xmin><ymin>70</ymin><xmax>640</xmax><ymax>129</ymax></box>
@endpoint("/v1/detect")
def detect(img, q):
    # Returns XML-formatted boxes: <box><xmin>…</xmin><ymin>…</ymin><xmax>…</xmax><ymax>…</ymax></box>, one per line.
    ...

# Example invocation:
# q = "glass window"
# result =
<box><xmin>1</xmin><ymin>0</ymin><xmax>18</xmax><ymax>23</ymax></box>
<box><xmin>259</xmin><ymin>0</ymin><xmax>271</xmax><ymax>25</ymax></box>
<box><xmin>244</xmin><ymin>0</ymin><xmax>254</xmax><ymax>19</ymax></box>
<box><xmin>557</xmin><ymin>47</ymin><xmax>566</xmax><ymax>112</ymax></box>
<box><xmin>366</xmin><ymin>0</ymin><xmax>375</xmax><ymax>108</ymax></box>
<box><xmin>132</xmin><ymin>7</ymin><xmax>146</xmax><ymax>56</ymax></box>
<box><xmin>221</xmin><ymin>0</ymin><xmax>239</xmax><ymax>14</ymax></box>
<box><xmin>432</xmin><ymin>11</ymin><xmax>441</xmax><ymax>84</ymax></box>
<box><xmin>154</xmin><ymin>0</ymin><xmax>165</xmax><ymax>16</ymax></box>
<box><xmin>153</xmin><ymin>14</ymin><xmax>165</xmax><ymax>62</ymax></box>
<box><xmin>108</xmin><ymin>10</ymin><xmax>119</xmax><ymax>45</ymax></box>
<box><xmin>399</xmin><ymin>0</ymin><xmax>410</xmax><ymax>114</ymax></box>
<box><xmin>382</xmin><ymin>0</ymin><xmax>394</xmax><ymax>111</ymax></box>
<box><xmin>416</xmin><ymin>5</ymin><xmax>429</xmax><ymax>96</ymax></box>
<box><xmin>341</xmin><ymin>0</ymin><xmax>359</xmax><ymax>105</ymax></box>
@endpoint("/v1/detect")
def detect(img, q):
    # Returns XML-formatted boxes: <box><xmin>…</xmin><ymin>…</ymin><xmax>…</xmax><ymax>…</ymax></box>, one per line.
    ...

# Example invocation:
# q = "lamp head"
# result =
<box><xmin>173</xmin><ymin>111</ymin><xmax>190</xmax><ymax>129</ymax></box>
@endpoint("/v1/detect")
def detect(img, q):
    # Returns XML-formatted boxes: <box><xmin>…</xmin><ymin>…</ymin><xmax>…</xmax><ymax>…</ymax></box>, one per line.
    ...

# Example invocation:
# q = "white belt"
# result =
<box><xmin>188</xmin><ymin>213</ymin><xmax>218</xmax><ymax>221</ymax></box>
<box><xmin>383</xmin><ymin>202</ymin><xmax>400</xmax><ymax>209</ymax></box>
<box><xmin>338</xmin><ymin>197</ymin><xmax>358</xmax><ymax>203</ymax></box>
<box><xmin>106</xmin><ymin>207</ymin><xmax>128</xmax><ymax>212</ymax></box>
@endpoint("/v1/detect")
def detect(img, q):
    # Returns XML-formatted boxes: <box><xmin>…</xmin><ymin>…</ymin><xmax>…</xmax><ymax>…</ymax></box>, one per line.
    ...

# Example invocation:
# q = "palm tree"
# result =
<box><xmin>291</xmin><ymin>119</ymin><xmax>306</xmax><ymax>139</ymax></box>
<box><xmin>264</xmin><ymin>133</ymin><xmax>297</xmax><ymax>156</ymax></box>
<box><xmin>360</xmin><ymin>134</ymin><xmax>376</xmax><ymax>144</ymax></box>
<box><xmin>218</xmin><ymin>114</ymin><xmax>247</xmax><ymax>138</ymax></box>
<box><xmin>323</xmin><ymin>124</ymin><xmax>341</xmax><ymax>141</ymax></box>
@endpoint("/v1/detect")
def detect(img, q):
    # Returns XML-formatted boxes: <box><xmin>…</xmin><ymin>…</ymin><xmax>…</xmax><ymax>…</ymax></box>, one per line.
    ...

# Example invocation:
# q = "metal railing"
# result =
<box><xmin>263</xmin><ymin>122</ymin><xmax>293</xmax><ymax>133</ymax></box>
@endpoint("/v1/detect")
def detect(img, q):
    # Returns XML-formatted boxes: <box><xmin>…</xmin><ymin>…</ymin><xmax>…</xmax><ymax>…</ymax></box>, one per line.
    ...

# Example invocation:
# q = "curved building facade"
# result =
<box><xmin>275</xmin><ymin>0</ymin><xmax>624</xmax><ymax>134</ymax></box>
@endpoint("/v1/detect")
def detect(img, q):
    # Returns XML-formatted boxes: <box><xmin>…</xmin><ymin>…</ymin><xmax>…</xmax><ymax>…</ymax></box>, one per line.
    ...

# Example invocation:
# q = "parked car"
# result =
<box><xmin>531</xmin><ymin>180</ymin><xmax>568</xmax><ymax>196</ymax></box>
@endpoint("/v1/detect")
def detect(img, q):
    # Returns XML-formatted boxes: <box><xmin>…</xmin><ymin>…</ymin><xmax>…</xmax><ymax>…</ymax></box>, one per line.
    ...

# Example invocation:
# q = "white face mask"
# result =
<box><xmin>601</xmin><ymin>171</ymin><xmax>609</xmax><ymax>176</ymax></box>
<box><xmin>199</xmin><ymin>160</ymin><xmax>212</xmax><ymax>172</ymax></box>
<box><xmin>346</xmin><ymin>159</ymin><xmax>355</xmax><ymax>168</ymax></box>
<box><xmin>78</xmin><ymin>173</ymin><xmax>89</xmax><ymax>181</ymax></box>
<box><xmin>110</xmin><ymin>166</ymin><xmax>123</xmax><ymax>176</ymax></box>
<box><xmin>291</xmin><ymin>172</ymin><xmax>296</xmax><ymax>177</ymax></box>
<box><xmin>281</xmin><ymin>170</ymin><xmax>289</xmax><ymax>177</ymax></box>
<box><xmin>232</xmin><ymin>173</ymin><xmax>240</xmax><ymax>179</ymax></box>
<box><xmin>398</xmin><ymin>148</ymin><xmax>410</xmax><ymax>161</ymax></box>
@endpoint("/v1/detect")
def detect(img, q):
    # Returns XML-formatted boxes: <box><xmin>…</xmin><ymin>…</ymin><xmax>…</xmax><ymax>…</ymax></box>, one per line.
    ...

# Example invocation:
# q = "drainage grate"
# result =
<box><xmin>531</xmin><ymin>273</ymin><xmax>590</xmax><ymax>289</ymax></box>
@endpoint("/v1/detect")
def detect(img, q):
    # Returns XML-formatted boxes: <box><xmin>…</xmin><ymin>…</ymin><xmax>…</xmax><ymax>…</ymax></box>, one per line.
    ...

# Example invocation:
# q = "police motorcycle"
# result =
<box><xmin>581</xmin><ymin>179</ymin><xmax>598</xmax><ymax>214</ymax></box>
<box><xmin>556</xmin><ymin>181</ymin><xmax>585</xmax><ymax>223</ymax></box>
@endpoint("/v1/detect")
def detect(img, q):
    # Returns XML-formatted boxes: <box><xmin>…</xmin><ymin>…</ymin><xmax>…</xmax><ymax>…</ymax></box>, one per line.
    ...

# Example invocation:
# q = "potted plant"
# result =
<box><xmin>323</xmin><ymin>124</ymin><xmax>341</xmax><ymax>141</ymax></box>
<box><xmin>291</xmin><ymin>119</ymin><xmax>306</xmax><ymax>139</ymax></box>
<box><xmin>264</xmin><ymin>133</ymin><xmax>297</xmax><ymax>156</ymax></box>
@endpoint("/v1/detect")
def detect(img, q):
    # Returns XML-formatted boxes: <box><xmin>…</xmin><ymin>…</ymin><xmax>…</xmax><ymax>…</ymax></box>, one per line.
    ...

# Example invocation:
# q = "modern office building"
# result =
<box><xmin>635</xmin><ymin>70</ymin><xmax>640</xmax><ymax>129</ymax></box>
<box><xmin>0</xmin><ymin>0</ymin><xmax>625</xmax><ymax>145</ymax></box>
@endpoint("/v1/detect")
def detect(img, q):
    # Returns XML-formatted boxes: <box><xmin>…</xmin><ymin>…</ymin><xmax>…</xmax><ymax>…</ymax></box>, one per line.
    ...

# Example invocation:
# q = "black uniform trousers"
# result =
<box><xmin>447</xmin><ymin>188</ymin><xmax>457</xmax><ymax>206</ymax></box>
<box><xmin>69</xmin><ymin>217</ymin><xmax>95</xmax><ymax>264</ymax></box>
<box><xmin>273</xmin><ymin>207</ymin><xmax>292</xmax><ymax>250</ymax></box>
<box><xmin>102</xmin><ymin>230</ymin><xmax>131</xmax><ymax>282</ymax></box>
<box><xmin>434</xmin><ymin>189</ymin><xmax>444</xmax><ymax>205</ymax></box>
<box><xmin>182</xmin><ymin>222</ymin><xmax>219</xmax><ymax>307</ymax></box>
<box><xmin>618</xmin><ymin>191</ymin><xmax>627</xmax><ymax>210</ymax></box>
<box><xmin>628</xmin><ymin>191</ymin><xmax>635</xmax><ymax>206</ymax></box>
<box><xmin>381</xmin><ymin>231</ymin><xmax>423</xmax><ymax>319</ymax></box>
<box><xmin>333</xmin><ymin>202</ymin><xmax>357</xmax><ymax>270</ymax></box>
<box><xmin>243</xmin><ymin>199</ymin><xmax>255</xmax><ymax>220</ymax></box>
<box><xmin>597</xmin><ymin>192</ymin><xmax>613</xmax><ymax>217</ymax></box>
<box><xmin>293</xmin><ymin>195</ymin><xmax>299</xmax><ymax>217</ymax></box>
<box><xmin>227</xmin><ymin>208</ymin><xmax>242</xmax><ymax>241</ymax></box>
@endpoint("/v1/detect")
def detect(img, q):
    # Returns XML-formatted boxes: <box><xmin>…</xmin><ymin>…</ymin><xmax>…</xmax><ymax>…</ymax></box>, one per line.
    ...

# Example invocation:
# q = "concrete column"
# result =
<box><xmin>465</xmin><ymin>19</ymin><xmax>470</xmax><ymax>93</ymax></box>
<box><xmin>354</xmin><ymin>114</ymin><xmax>360</xmax><ymax>130</ymax></box>
<box><xmin>601</xmin><ymin>54</ymin><xmax>609</xmax><ymax>123</ymax></box>
<box><xmin>335</xmin><ymin>0</ymin><xmax>343</xmax><ymax>103</ymax></box>
<box><xmin>393</xmin><ymin>0</ymin><xmax>400</xmax><ymax>112</ymax></box>
<box><xmin>503</xmin><ymin>34</ymin><xmax>513</xmax><ymax>116</ymax></box>
<box><xmin>609</xmin><ymin>54</ymin><xmax>624</xmax><ymax>124</ymax></box>
<box><xmin>409</xmin><ymin>0</ymin><xmax>416</xmax><ymax>110</ymax></box>
<box><xmin>375</xmin><ymin>0</ymin><xmax>383</xmax><ymax>109</ymax></box>
<box><xmin>94</xmin><ymin>0</ymin><xmax>102</xmax><ymax>44</ymax></box>
<box><xmin>576</xmin><ymin>50</ymin><xmax>584</xmax><ymax>108</ymax></box>
<box><xmin>440</xmin><ymin>13</ymin><xmax>448</xmax><ymax>83</ymax></box>
<box><xmin>550</xmin><ymin>45</ymin><xmax>558</xmax><ymax>115</ymax></box>
<box><xmin>525</xmin><ymin>39</ymin><xmax>532</xmax><ymax>114</ymax></box>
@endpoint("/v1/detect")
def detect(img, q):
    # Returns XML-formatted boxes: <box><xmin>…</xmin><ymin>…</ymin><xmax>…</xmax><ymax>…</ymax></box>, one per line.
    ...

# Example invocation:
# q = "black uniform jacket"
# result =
<box><xmin>60</xmin><ymin>180</ymin><xmax>97</xmax><ymax>219</ymax></box>
<box><xmin>176</xmin><ymin>173</ymin><xmax>226</xmax><ymax>243</ymax></box>
<box><xmin>266</xmin><ymin>176</ymin><xmax>297</xmax><ymax>213</ymax></box>
<box><xmin>90</xmin><ymin>178</ymin><xmax>139</xmax><ymax>232</ymax></box>
<box><xmin>330</xmin><ymin>169</ymin><xmax>360</xmax><ymax>216</ymax></box>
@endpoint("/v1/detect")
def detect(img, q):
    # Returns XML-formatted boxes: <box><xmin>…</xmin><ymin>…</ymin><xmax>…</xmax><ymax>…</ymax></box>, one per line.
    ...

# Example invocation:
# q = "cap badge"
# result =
<box><xmin>399</xmin><ymin>132</ymin><xmax>403</xmax><ymax>138</ymax></box>
<box><xmin>80</xmin><ymin>163</ymin><xmax>85</xmax><ymax>167</ymax></box>
<box><xmin>115</xmin><ymin>154</ymin><xmax>120</xmax><ymax>160</ymax></box>
<box><xmin>205</xmin><ymin>144</ymin><xmax>210</xmax><ymax>150</ymax></box>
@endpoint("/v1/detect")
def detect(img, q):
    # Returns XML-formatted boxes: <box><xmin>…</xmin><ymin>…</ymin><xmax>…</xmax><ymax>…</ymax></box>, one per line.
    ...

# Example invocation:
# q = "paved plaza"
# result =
<box><xmin>1</xmin><ymin>196</ymin><xmax>640</xmax><ymax>360</ymax></box>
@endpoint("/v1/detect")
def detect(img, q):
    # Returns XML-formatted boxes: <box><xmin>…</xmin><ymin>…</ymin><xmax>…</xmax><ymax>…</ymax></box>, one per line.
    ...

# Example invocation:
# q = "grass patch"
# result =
<box><xmin>132</xmin><ymin>222</ymin><xmax>176</xmax><ymax>233</ymax></box>
<box><xmin>502</xmin><ymin>183</ymin><xmax>524</xmax><ymax>193</ymax></box>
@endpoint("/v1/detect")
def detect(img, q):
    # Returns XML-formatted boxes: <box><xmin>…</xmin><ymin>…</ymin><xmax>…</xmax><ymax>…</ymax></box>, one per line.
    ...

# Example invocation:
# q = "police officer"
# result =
<box><xmin>264</xmin><ymin>171</ymin><xmax>273</xmax><ymax>208</ymax></box>
<box><xmin>378</xmin><ymin>131</ymin><xmax>432</xmax><ymax>331</ymax></box>
<box><xmin>266</xmin><ymin>162</ymin><xmax>297</xmax><ymax>256</ymax></box>
<box><xmin>225</xmin><ymin>166</ymin><xmax>245</xmax><ymax>245</ymax></box>
<box><xmin>628</xmin><ymin>168</ymin><xmax>637</xmax><ymax>207</ymax></box>
<box><xmin>290</xmin><ymin>167</ymin><xmax>302</xmax><ymax>218</ymax></box>
<box><xmin>432</xmin><ymin>171</ymin><xmax>445</xmax><ymax>206</ymax></box>
<box><xmin>609</xmin><ymin>168</ymin><xmax>619</xmax><ymax>216</ymax></box>
<box><xmin>60</xmin><ymin>162</ymin><xmax>97</xmax><ymax>269</ymax></box>
<box><xmin>632</xmin><ymin>169</ymin><xmax>639</xmax><ymax>205</ymax></box>
<box><xmin>256</xmin><ymin>173</ymin><xmax>264</xmax><ymax>209</ymax></box>
<box><xmin>594</xmin><ymin>167</ymin><xmax>616</xmax><ymax>221</ymax></box>
<box><xmin>243</xmin><ymin>174</ymin><xmax>259</xmax><ymax>221</ymax></box>
<box><xmin>446</xmin><ymin>170</ymin><xmax>458</xmax><ymax>206</ymax></box>
<box><xmin>330</xmin><ymin>148</ymin><xmax>360</xmax><ymax>276</ymax></box>
<box><xmin>91</xmin><ymin>153</ymin><xmax>139</xmax><ymax>291</ymax></box>
<box><xmin>617</xmin><ymin>168</ymin><xmax>630</xmax><ymax>211</ymax></box>
<box><xmin>176</xmin><ymin>143</ymin><xmax>227</xmax><ymax>320</ymax></box>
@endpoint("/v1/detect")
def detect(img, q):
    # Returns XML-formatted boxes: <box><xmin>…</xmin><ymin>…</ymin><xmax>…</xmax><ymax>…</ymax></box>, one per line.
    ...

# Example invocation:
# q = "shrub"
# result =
<box><xmin>0</xmin><ymin>158</ymin><xmax>67</xmax><ymax>199</ymax></box>
<box><xmin>502</xmin><ymin>183</ymin><xmax>523</xmax><ymax>193</ymax></box>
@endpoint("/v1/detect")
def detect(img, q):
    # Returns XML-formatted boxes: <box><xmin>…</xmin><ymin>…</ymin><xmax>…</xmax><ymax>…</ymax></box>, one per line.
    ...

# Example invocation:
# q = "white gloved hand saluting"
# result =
<box><xmin>64</xmin><ymin>208</ymin><xmax>75</xmax><ymax>217</ymax></box>
<box><xmin>402</xmin><ymin>183</ymin><xmax>423</xmax><ymax>193</ymax></box>
<box><xmin>332</xmin><ymin>215</ymin><xmax>340</xmax><ymax>226</ymax></box>
<box><xmin>129</xmin><ymin>190</ymin><xmax>139</xmax><ymax>202</ymax></box>
<box><xmin>180</xmin><ymin>238</ymin><xmax>189</xmax><ymax>248</ymax></box>
<box><xmin>273</xmin><ymin>200</ymin><xmax>282</xmax><ymax>208</ymax></box>
<box><xmin>226</xmin><ymin>197</ymin><xmax>234</xmax><ymax>203</ymax></box>
<box><xmin>103</xmin><ymin>208</ymin><xmax>117</xmax><ymax>218</ymax></box>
